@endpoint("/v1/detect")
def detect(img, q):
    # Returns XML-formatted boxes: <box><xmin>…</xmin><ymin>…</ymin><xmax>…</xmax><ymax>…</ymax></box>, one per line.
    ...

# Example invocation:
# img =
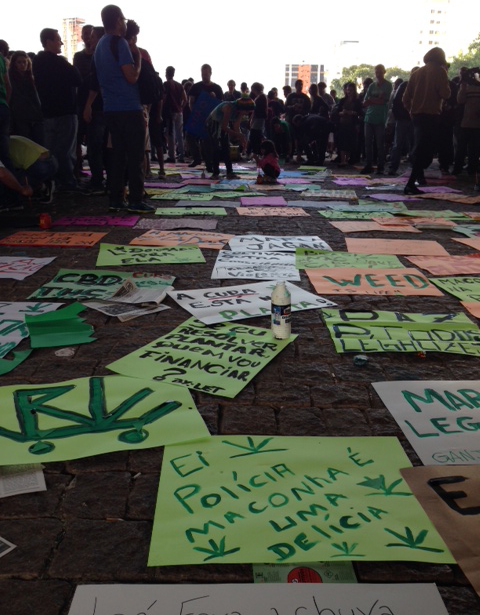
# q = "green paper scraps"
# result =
<box><xmin>399</xmin><ymin>210</ymin><xmax>470</xmax><ymax>220</ymax></box>
<box><xmin>295</xmin><ymin>249</ymin><xmax>404</xmax><ymax>270</ymax></box>
<box><xmin>0</xmin><ymin>350</ymin><xmax>32</xmax><ymax>375</ymax></box>
<box><xmin>148</xmin><ymin>435</ymin><xmax>452</xmax><ymax>566</ymax></box>
<box><xmin>25</xmin><ymin>303</ymin><xmax>96</xmax><ymax>348</ymax></box>
<box><xmin>155</xmin><ymin>208</ymin><xmax>227</xmax><ymax>216</ymax></box>
<box><xmin>357</xmin><ymin>200</ymin><xmax>408</xmax><ymax>212</ymax></box>
<box><xmin>107</xmin><ymin>317</ymin><xmax>295</xmax><ymax>398</ymax></box>
<box><xmin>322</xmin><ymin>308</ymin><xmax>480</xmax><ymax>356</ymax></box>
<box><xmin>0</xmin><ymin>375</ymin><xmax>209</xmax><ymax>464</ymax></box>
<box><xmin>318</xmin><ymin>211</ymin><xmax>394</xmax><ymax>220</ymax></box>
<box><xmin>431</xmin><ymin>276</ymin><xmax>480</xmax><ymax>302</ymax></box>
<box><xmin>96</xmin><ymin>243</ymin><xmax>205</xmax><ymax>267</ymax></box>
<box><xmin>28</xmin><ymin>269</ymin><xmax>174</xmax><ymax>301</ymax></box>
<box><xmin>298</xmin><ymin>165</ymin><xmax>327</xmax><ymax>171</ymax></box>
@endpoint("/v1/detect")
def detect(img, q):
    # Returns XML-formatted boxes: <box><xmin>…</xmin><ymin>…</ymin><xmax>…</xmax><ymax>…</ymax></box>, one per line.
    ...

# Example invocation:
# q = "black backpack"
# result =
<box><xmin>110</xmin><ymin>36</ymin><xmax>159</xmax><ymax>105</ymax></box>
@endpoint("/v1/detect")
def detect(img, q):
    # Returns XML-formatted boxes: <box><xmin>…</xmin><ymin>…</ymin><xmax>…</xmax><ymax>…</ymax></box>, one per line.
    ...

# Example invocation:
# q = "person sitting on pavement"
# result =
<box><xmin>254</xmin><ymin>139</ymin><xmax>280</xmax><ymax>183</ymax></box>
<box><xmin>9</xmin><ymin>135</ymin><xmax>57</xmax><ymax>203</ymax></box>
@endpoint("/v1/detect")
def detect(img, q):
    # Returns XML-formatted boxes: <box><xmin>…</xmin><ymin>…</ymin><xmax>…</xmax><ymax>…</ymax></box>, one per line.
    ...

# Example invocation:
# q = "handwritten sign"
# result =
<box><xmin>96</xmin><ymin>243</ymin><xmax>205</xmax><ymax>267</ymax></box>
<box><xmin>175</xmin><ymin>199</ymin><xmax>239</xmax><ymax>207</ymax></box>
<box><xmin>107</xmin><ymin>317</ymin><xmax>295</xmax><ymax>398</ymax></box>
<box><xmin>155</xmin><ymin>207</ymin><xmax>227</xmax><ymax>215</ymax></box>
<box><xmin>453</xmin><ymin>237</ymin><xmax>480</xmax><ymax>250</ymax></box>
<box><xmin>134</xmin><ymin>218</ymin><xmax>217</xmax><ymax>230</ymax></box>
<box><xmin>130</xmin><ymin>230</ymin><xmax>233</xmax><ymax>250</ymax></box>
<box><xmin>0</xmin><ymin>376</ymin><xmax>208</xmax><ymax>464</ymax></box>
<box><xmin>153</xmin><ymin>192</ymin><xmax>213</xmax><ymax>201</ymax></box>
<box><xmin>322</xmin><ymin>308</ymin><xmax>480</xmax><ymax>356</ymax></box>
<box><xmin>330</xmin><ymin>221</ymin><xmax>421</xmax><ymax>233</ymax></box>
<box><xmin>68</xmin><ymin>583</ymin><xmax>450</xmax><ymax>615</ymax></box>
<box><xmin>401</xmin><ymin>465</ymin><xmax>480</xmax><ymax>596</ymax></box>
<box><xmin>345</xmin><ymin>238</ymin><xmax>449</xmax><ymax>256</ymax></box>
<box><xmin>230</xmin><ymin>235</ymin><xmax>331</xmax><ymax>252</ymax></box>
<box><xmin>431</xmin><ymin>276</ymin><xmax>480</xmax><ymax>302</ymax></box>
<box><xmin>212</xmin><ymin>251</ymin><xmax>300</xmax><ymax>281</ymax></box>
<box><xmin>452</xmin><ymin>224</ymin><xmax>480</xmax><ymax>237</ymax></box>
<box><xmin>373</xmin><ymin>380</ymin><xmax>480</xmax><ymax>465</ymax></box>
<box><xmin>166</xmin><ymin>281</ymin><xmax>336</xmax><ymax>324</ymax></box>
<box><xmin>296</xmin><ymin>249</ymin><xmax>403</xmax><ymax>270</ymax></box>
<box><xmin>28</xmin><ymin>269</ymin><xmax>174</xmax><ymax>301</ymax></box>
<box><xmin>303</xmin><ymin>189</ymin><xmax>358</xmax><ymax>200</ymax></box>
<box><xmin>239</xmin><ymin>196</ymin><xmax>288</xmax><ymax>206</ymax></box>
<box><xmin>0</xmin><ymin>302</ymin><xmax>61</xmax><ymax>358</ymax></box>
<box><xmin>305</xmin><ymin>268</ymin><xmax>443</xmax><ymax>296</ymax></box>
<box><xmin>147</xmin><ymin>435</ymin><xmax>451</xmax><ymax>566</ymax></box>
<box><xmin>0</xmin><ymin>231</ymin><xmax>107</xmax><ymax>247</ymax></box>
<box><xmin>318</xmin><ymin>211</ymin><xmax>393</xmax><ymax>220</ymax></box>
<box><xmin>399</xmin><ymin>209</ymin><xmax>469</xmax><ymax>220</ymax></box>
<box><xmin>418</xmin><ymin>193</ymin><xmax>480</xmax><ymax>205</ymax></box>
<box><xmin>52</xmin><ymin>215</ymin><xmax>139</xmax><ymax>227</ymax></box>
<box><xmin>0</xmin><ymin>257</ymin><xmax>55</xmax><ymax>280</ymax></box>
<box><xmin>237</xmin><ymin>207</ymin><xmax>309</xmax><ymax>217</ymax></box>
<box><xmin>406</xmin><ymin>256</ymin><xmax>480</xmax><ymax>276</ymax></box>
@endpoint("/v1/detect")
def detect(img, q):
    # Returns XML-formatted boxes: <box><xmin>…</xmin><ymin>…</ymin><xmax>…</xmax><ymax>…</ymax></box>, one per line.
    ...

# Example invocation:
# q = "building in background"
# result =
<box><xmin>408</xmin><ymin>0</ymin><xmax>451</xmax><ymax>67</ymax></box>
<box><xmin>285</xmin><ymin>64</ymin><xmax>326</xmax><ymax>91</ymax></box>
<box><xmin>61</xmin><ymin>17</ymin><xmax>85</xmax><ymax>63</ymax></box>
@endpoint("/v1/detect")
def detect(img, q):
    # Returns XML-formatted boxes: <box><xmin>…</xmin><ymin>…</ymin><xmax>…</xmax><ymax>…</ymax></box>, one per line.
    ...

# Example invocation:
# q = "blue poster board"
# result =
<box><xmin>185</xmin><ymin>91</ymin><xmax>221</xmax><ymax>139</ymax></box>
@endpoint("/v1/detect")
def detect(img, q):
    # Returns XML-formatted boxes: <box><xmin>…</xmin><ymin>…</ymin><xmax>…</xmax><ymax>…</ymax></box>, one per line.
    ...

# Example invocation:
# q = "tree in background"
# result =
<box><xmin>448</xmin><ymin>33</ymin><xmax>480</xmax><ymax>79</ymax></box>
<box><xmin>331</xmin><ymin>64</ymin><xmax>410</xmax><ymax>91</ymax></box>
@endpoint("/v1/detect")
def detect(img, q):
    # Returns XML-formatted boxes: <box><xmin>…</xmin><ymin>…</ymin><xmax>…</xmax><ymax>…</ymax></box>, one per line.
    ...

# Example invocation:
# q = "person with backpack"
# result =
<box><xmin>94</xmin><ymin>5</ymin><xmax>154</xmax><ymax>213</ymax></box>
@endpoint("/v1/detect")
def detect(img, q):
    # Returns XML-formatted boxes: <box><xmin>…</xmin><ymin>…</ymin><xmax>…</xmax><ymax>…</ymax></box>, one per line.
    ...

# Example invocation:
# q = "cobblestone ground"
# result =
<box><xmin>1</xmin><ymin>163</ymin><xmax>480</xmax><ymax>614</ymax></box>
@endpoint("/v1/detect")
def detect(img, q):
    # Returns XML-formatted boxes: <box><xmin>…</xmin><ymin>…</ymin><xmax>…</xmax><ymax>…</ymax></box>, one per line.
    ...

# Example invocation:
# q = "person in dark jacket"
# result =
<box><xmin>8</xmin><ymin>51</ymin><xmax>44</xmax><ymax>145</ymax></box>
<box><xmin>32</xmin><ymin>28</ymin><xmax>82</xmax><ymax>190</ymax></box>
<box><xmin>387</xmin><ymin>67</ymin><xmax>418</xmax><ymax>174</ymax></box>
<box><xmin>292</xmin><ymin>113</ymin><xmax>331</xmax><ymax>164</ymax></box>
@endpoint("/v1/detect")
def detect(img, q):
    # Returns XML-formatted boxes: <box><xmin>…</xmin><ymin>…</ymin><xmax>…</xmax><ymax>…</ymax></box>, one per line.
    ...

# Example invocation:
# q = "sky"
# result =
<box><xmin>3</xmin><ymin>0</ymin><xmax>480</xmax><ymax>91</ymax></box>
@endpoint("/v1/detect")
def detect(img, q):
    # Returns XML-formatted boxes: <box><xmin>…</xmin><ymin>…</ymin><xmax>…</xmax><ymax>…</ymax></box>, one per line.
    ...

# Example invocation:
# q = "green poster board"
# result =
<box><xmin>96</xmin><ymin>243</ymin><xmax>205</xmax><ymax>267</ymax></box>
<box><xmin>431</xmin><ymin>276</ymin><xmax>480</xmax><ymax>302</ymax></box>
<box><xmin>295</xmin><ymin>249</ymin><xmax>404</xmax><ymax>270</ymax></box>
<box><xmin>148</xmin><ymin>436</ymin><xmax>452</xmax><ymax>566</ymax></box>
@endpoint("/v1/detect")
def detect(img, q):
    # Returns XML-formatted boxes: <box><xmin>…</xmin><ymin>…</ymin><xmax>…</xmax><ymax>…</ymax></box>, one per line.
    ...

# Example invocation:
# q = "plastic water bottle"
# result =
<box><xmin>271</xmin><ymin>281</ymin><xmax>291</xmax><ymax>339</ymax></box>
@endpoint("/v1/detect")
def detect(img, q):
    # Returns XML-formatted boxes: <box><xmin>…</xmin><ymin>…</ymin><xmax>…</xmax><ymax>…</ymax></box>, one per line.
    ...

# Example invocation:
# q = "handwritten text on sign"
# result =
<box><xmin>373</xmin><ymin>380</ymin><xmax>480</xmax><ymax>465</ymax></box>
<box><xmin>148</xmin><ymin>436</ymin><xmax>450</xmax><ymax>566</ymax></box>
<box><xmin>96</xmin><ymin>243</ymin><xmax>205</xmax><ymax>266</ymax></box>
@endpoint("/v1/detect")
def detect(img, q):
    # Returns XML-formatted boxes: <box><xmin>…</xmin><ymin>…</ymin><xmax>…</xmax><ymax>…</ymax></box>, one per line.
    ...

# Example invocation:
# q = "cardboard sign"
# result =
<box><xmin>330</xmin><ymin>221</ymin><xmax>421</xmax><ymax>234</ymax></box>
<box><xmin>418</xmin><ymin>193</ymin><xmax>480</xmax><ymax>205</ymax></box>
<box><xmin>452</xmin><ymin>224</ymin><xmax>480</xmax><ymax>237</ymax></box>
<box><xmin>134</xmin><ymin>218</ymin><xmax>217</xmax><ymax>230</ymax></box>
<box><xmin>28</xmin><ymin>269</ymin><xmax>174</xmax><ymax>301</ymax></box>
<box><xmin>166</xmin><ymin>281</ymin><xmax>336</xmax><ymax>324</ymax></box>
<box><xmin>240</xmin><ymin>196</ymin><xmax>288</xmax><ymax>206</ymax></box>
<box><xmin>185</xmin><ymin>90</ymin><xmax>221</xmax><ymax>139</ymax></box>
<box><xmin>373</xmin><ymin>380</ymin><xmax>480</xmax><ymax>465</ymax></box>
<box><xmin>318</xmin><ymin>211</ymin><xmax>393</xmax><ymax>220</ymax></box>
<box><xmin>453</xmin><ymin>237</ymin><xmax>480</xmax><ymax>250</ymax></box>
<box><xmin>345</xmin><ymin>238</ymin><xmax>449</xmax><ymax>256</ymax></box>
<box><xmin>406</xmin><ymin>256</ymin><xmax>480</xmax><ymax>276</ymax></box>
<box><xmin>0</xmin><ymin>302</ymin><xmax>61</xmax><ymax>358</ymax></box>
<box><xmin>373</xmin><ymin>216</ymin><xmax>456</xmax><ymax>227</ymax></box>
<box><xmin>130</xmin><ymin>230</ymin><xmax>233</xmax><ymax>249</ymax></box>
<box><xmin>0</xmin><ymin>257</ymin><xmax>55</xmax><ymax>280</ymax></box>
<box><xmin>462</xmin><ymin>302</ymin><xmax>480</xmax><ymax>319</ymax></box>
<box><xmin>211</xmin><ymin>251</ymin><xmax>299</xmax><ymax>281</ymax></box>
<box><xmin>96</xmin><ymin>243</ymin><xmax>205</xmax><ymax>266</ymax></box>
<box><xmin>67</xmin><ymin>583</ymin><xmax>450</xmax><ymax>615</ymax></box>
<box><xmin>431</xmin><ymin>276</ymin><xmax>480</xmax><ymax>302</ymax></box>
<box><xmin>306</xmin><ymin>268</ymin><xmax>443</xmax><ymax>296</ymax></box>
<box><xmin>296</xmin><ymin>248</ymin><xmax>404</xmax><ymax>270</ymax></box>
<box><xmin>0</xmin><ymin>231</ymin><xmax>107</xmax><ymax>247</ymax></box>
<box><xmin>322</xmin><ymin>308</ymin><xmax>480</xmax><ymax>356</ymax></box>
<box><xmin>52</xmin><ymin>215</ymin><xmax>139</xmax><ymax>227</ymax></box>
<box><xmin>400</xmin><ymin>209</ymin><xmax>469</xmax><ymax>220</ymax></box>
<box><xmin>156</xmin><ymin>207</ymin><xmax>227</xmax><ymax>215</ymax></box>
<box><xmin>302</xmin><ymin>189</ymin><xmax>358</xmax><ymax>200</ymax></box>
<box><xmin>401</xmin><ymin>465</ymin><xmax>480</xmax><ymax>596</ymax></box>
<box><xmin>147</xmin><ymin>435</ymin><xmax>451</xmax><ymax>566</ymax></box>
<box><xmin>237</xmin><ymin>207</ymin><xmax>309</xmax><ymax>217</ymax></box>
<box><xmin>230</xmin><ymin>235</ymin><xmax>331</xmax><ymax>252</ymax></box>
<box><xmin>0</xmin><ymin>376</ymin><xmax>209</xmax><ymax>464</ymax></box>
<box><xmin>175</xmin><ymin>200</ymin><xmax>238</xmax><ymax>208</ymax></box>
<box><xmin>107</xmin><ymin>317</ymin><xmax>295</xmax><ymax>398</ymax></box>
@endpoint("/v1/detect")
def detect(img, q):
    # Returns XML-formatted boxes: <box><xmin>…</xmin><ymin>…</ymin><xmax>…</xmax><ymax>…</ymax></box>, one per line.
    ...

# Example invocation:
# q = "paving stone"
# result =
<box><xmin>61</xmin><ymin>471</ymin><xmax>131</xmax><ymax>519</ymax></box>
<box><xmin>0</xmin><ymin>474</ymin><xmax>70</xmax><ymax>519</ymax></box>
<box><xmin>65</xmin><ymin>451</ymin><xmax>129</xmax><ymax>473</ymax></box>
<box><xmin>277</xmin><ymin>406</ymin><xmax>326</xmax><ymax>436</ymax></box>
<box><xmin>127</xmin><ymin>473</ymin><xmax>159</xmax><ymax>519</ymax></box>
<box><xmin>310</xmin><ymin>382</ymin><xmax>370</xmax><ymax>408</ymax></box>
<box><xmin>0</xmin><ymin>580</ymin><xmax>73</xmax><ymax>615</ymax></box>
<box><xmin>221</xmin><ymin>404</ymin><xmax>277</xmax><ymax>434</ymax></box>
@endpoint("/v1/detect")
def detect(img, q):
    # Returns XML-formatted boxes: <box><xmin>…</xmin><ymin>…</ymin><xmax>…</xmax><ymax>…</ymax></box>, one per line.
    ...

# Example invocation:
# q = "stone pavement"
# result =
<box><xmin>0</xmin><ymin>164</ymin><xmax>480</xmax><ymax>614</ymax></box>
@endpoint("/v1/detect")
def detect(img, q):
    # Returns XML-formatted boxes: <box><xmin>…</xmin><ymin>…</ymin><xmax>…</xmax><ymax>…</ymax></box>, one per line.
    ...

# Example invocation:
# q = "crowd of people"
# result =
<box><xmin>0</xmin><ymin>4</ymin><xmax>479</xmax><ymax>213</ymax></box>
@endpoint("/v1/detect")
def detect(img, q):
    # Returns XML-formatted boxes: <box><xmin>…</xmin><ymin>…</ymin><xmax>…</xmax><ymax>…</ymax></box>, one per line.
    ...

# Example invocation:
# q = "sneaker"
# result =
<box><xmin>39</xmin><ymin>179</ymin><xmax>55</xmax><ymax>204</ymax></box>
<box><xmin>109</xmin><ymin>201</ymin><xmax>128</xmax><ymax>211</ymax></box>
<box><xmin>127</xmin><ymin>201</ymin><xmax>155</xmax><ymax>213</ymax></box>
<box><xmin>360</xmin><ymin>166</ymin><xmax>373</xmax><ymax>175</ymax></box>
<box><xmin>188</xmin><ymin>159</ymin><xmax>202</xmax><ymax>168</ymax></box>
<box><xmin>226</xmin><ymin>172</ymin><xmax>241</xmax><ymax>180</ymax></box>
<box><xmin>404</xmin><ymin>184</ymin><xmax>422</xmax><ymax>195</ymax></box>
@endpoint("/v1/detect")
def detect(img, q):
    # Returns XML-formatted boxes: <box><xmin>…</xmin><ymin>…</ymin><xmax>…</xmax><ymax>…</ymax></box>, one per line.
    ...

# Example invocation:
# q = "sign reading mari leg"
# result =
<box><xmin>0</xmin><ymin>376</ymin><xmax>209</xmax><ymax>464</ymax></box>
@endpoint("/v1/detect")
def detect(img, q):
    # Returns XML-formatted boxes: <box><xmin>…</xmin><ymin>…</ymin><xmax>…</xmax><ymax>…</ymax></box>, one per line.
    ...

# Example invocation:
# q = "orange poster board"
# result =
<box><xmin>330</xmin><ymin>221</ymin><xmax>421</xmax><ymax>233</ymax></box>
<box><xmin>345</xmin><ymin>238</ymin><xmax>449</xmax><ymax>256</ymax></box>
<box><xmin>305</xmin><ymin>267</ymin><xmax>443</xmax><ymax>296</ymax></box>
<box><xmin>130</xmin><ymin>230</ymin><xmax>233</xmax><ymax>250</ymax></box>
<box><xmin>0</xmin><ymin>231</ymin><xmax>107</xmax><ymax>247</ymax></box>
<box><xmin>461</xmin><ymin>301</ymin><xmax>480</xmax><ymax>318</ymax></box>
<box><xmin>406</xmin><ymin>255</ymin><xmax>480</xmax><ymax>275</ymax></box>
<box><xmin>453</xmin><ymin>237</ymin><xmax>480</xmax><ymax>250</ymax></box>
<box><xmin>236</xmin><ymin>207</ymin><xmax>309</xmax><ymax>217</ymax></box>
<box><xmin>418</xmin><ymin>193</ymin><xmax>480</xmax><ymax>205</ymax></box>
<box><xmin>372</xmin><ymin>217</ymin><xmax>456</xmax><ymax>228</ymax></box>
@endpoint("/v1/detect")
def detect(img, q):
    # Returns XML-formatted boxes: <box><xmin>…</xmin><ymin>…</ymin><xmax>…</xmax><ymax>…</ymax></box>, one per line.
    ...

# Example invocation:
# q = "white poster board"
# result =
<box><xmin>211</xmin><ymin>251</ymin><xmax>299</xmax><ymax>280</ymax></box>
<box><xmin>229</xmin><ymin>235</ymin><xmax>331</xmax><ymax>252</ymax></box>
